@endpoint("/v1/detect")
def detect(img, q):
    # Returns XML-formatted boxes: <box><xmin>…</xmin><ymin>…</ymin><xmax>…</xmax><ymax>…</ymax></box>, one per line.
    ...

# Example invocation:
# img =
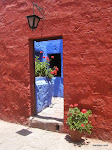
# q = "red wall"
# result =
<box><xmin>0</xmin><ymin>0</ymin><xmax>112</xmax><ymax>141</ymax></box>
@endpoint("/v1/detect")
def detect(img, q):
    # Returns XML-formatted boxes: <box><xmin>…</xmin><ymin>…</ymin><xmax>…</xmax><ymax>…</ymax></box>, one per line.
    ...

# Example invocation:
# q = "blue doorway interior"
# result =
<box><xmin>34</xmin><ymin>38</ymin><xmax>63</xmax><ymax>113</ymax></box>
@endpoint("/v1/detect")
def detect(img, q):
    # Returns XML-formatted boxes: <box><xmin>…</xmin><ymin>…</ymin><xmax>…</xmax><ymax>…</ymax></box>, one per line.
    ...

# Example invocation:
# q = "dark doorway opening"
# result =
<box><xmin>48</xmin><ymin>53</ymin><xmax>61</xmax><ymax>77</ymax></box>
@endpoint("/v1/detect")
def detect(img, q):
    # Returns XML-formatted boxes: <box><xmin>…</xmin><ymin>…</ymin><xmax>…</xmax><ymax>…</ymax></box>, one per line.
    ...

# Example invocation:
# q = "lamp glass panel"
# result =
<box><xmin>28</xmin><ymin>16</ymin><xmax>34</xmax><ymax>28</ymax></box>
<box><xmin>34</xmin><ymin>17</ymin><xmax>40</xmax><ymax>28</ymax></box>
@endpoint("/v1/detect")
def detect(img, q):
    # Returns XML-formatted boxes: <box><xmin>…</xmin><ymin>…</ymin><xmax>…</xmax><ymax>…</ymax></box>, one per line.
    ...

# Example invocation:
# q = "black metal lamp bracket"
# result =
<box><xmin>33</xmin><ymin>2</ymin><xmax>45</xmax><ymax>19</ymax></box>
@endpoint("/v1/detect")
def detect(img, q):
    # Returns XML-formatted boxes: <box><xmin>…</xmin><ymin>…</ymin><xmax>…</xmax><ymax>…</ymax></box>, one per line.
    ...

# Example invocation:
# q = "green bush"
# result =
<box><xmin>35</xmin><ymin>56</ymin><xmax>56</xmax><ymax>79</ymax></box>
<box><xmin>66</xmin><ymin>104</ymin><xmax>93</xmax><ymax>134</ymax></box>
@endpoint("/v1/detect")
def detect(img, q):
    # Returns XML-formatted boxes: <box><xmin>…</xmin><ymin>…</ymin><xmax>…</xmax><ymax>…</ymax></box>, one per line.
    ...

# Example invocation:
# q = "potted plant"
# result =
<box><xmin>35</xmin><ymin>52</ymin><xmax>59</xmax><ymax>113</ymax></box>
<box><xmin>66</xmin><ymin>104</ymin><xmax>93</xmax><ymax>142</ymax></box>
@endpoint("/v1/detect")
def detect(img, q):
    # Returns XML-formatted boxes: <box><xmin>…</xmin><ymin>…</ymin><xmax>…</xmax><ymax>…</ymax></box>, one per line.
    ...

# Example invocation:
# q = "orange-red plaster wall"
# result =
<box><xmin>0</xmin><ymin>0</ymin><xmax>112</xmax><ymax>141</ymax></box>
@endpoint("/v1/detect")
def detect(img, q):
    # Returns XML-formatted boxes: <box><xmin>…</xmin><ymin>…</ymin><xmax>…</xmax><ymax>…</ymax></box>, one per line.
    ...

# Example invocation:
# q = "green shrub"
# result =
<box><xmin>35</xmin><ymin>56</ymin><xmax>57</xmax><ymax>79</ymax></box>
<box><xmin>66</xmin><ymin>104</ymin><xmax>93</xmax><ymax>134</ymax></box>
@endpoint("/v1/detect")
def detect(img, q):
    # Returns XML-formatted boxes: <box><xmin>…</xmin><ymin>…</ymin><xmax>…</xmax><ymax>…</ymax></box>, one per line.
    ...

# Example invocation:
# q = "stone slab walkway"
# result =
<box><xmin>0</xmin><ymin>120</ymin><xmax>112</xmax><ymax>150</ymax></box>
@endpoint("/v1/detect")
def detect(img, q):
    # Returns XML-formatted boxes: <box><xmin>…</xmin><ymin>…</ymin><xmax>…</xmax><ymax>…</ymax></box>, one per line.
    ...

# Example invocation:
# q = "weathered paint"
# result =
<box><xmin>35</xmin><ymin>77</ymin><xmax>52</xmax><ymax>113</ymax></box>
<box><xmin>0</xmin><ymin>0</ymin><xmax>112</xmax><ymax>142</ymax></box>
<box><xmin>34</xmin><ymin>39</ymin><xmax>64</xmax><ymax>97</ymax></box>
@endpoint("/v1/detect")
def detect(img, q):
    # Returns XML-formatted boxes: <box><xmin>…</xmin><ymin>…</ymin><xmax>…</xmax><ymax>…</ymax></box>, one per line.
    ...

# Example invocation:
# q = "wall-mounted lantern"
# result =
<box><xmin>26</xmin><ymin>2</ymin><xmax>44</xmax><ymax>30</ymax></box>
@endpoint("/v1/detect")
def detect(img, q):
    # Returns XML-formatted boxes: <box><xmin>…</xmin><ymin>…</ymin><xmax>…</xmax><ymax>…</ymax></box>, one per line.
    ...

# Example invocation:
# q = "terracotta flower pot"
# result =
<box><xmin>69</xmin><ymin>129</ymin><xmax>83</xmax><ymax>142</ymax></box>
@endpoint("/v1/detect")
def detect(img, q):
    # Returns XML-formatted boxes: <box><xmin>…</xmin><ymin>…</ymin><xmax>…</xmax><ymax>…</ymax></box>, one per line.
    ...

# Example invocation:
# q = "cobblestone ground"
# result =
<box><xmin>0</xmin><ymin>120</ymin><xmax>112</xmax><ymax>150</ymax></box>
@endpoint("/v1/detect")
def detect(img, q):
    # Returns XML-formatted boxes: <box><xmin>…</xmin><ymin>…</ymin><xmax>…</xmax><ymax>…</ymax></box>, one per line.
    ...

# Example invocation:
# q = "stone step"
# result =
<box><xmin>28</xmin><ymin>116</ymin><xmax>64</xmax><ymax>133</ymax></box>
<box><xmin>28</xmin><ymin>97</ymin><xmax>64</xmax><ymax>133</ymax></box>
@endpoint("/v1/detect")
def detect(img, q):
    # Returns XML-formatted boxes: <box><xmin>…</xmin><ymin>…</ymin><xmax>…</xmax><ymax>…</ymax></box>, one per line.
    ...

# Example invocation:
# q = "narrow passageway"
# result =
<box><xmin>37</xmin><ymin>97</ymin><xmax>64</xmax><ymax>122</ymax></box>
<box><xmin>33</xmin><ymin>38</ymin><xmax>64</xmax><ymax>132</ymax></box>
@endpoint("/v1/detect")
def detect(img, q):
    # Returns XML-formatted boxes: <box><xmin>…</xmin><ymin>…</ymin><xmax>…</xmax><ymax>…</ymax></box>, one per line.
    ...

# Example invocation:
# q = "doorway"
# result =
<box><xmin>34</xmin><ymin>38</ymin><xmax>64</xmax><ymax>114</ymax></box>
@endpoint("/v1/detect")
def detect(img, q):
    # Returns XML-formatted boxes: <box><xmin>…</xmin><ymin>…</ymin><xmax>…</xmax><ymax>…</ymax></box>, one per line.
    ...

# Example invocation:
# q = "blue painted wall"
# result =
<box><xmin>35</xmin><ymin>77</ymin><xmax>52</xmax><ymax>113</ymax></box>
<box><xmin>34</xmin><ymin>39</ymin><xmax>63</xmax><ymax>97</ymax></box>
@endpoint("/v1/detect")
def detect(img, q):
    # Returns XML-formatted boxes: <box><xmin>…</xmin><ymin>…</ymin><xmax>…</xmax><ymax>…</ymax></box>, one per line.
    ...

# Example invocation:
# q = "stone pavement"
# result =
<box><xmin>0</xmin><ymin>120</ymin><xmax>112</xmax><ymax>150</ymax></box>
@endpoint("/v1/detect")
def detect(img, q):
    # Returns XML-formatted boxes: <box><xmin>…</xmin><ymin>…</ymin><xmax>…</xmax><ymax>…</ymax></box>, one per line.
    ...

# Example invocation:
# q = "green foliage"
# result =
<box><xmin>35</xmin><ymin>56</ymin><xmax>54</xmax><ymax>79</ymax></box>
<box><xmin>66</xmin><ymin>107</ymin><xmax>93</xmax><ymax>134</ymax></box>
